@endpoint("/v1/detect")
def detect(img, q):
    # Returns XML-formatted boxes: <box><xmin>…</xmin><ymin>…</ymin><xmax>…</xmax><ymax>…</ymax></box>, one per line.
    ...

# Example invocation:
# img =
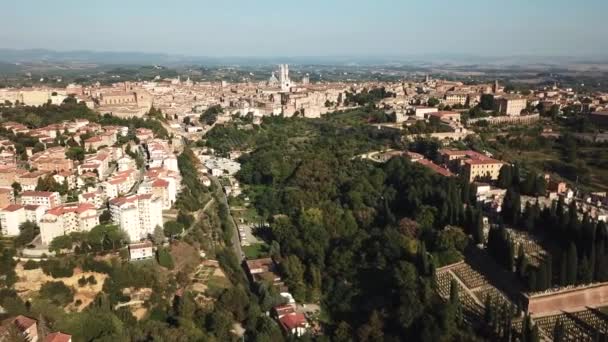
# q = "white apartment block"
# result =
<box><xmin>19</xmin><ymin>191</ymin><xmax>61</xmax><ymax>210</ymax></box>
<box><xmin>101</xmin><ymin>169</ymin><xmax>138</xmax><ymax>199</ymax></box>
<box><xmin>414</xmin><ymin>106</ymin><xmax>438</xmax><ymax>118</ymax></box>
<box><xmin>78</xmin><ymin>189</ymin><xmax>106</xmax><ymax>209</ymax></box>
<box><xmin>128</xmin><ymin>241</ymin><xmax>155</xmax><ymax>261</ymax></box>
<box><xmin>40</xmin><ymin>203</ymin><xmax>99</xmax><ymax>245</ymax></box>
<box><xmin>24</xmin><ymin>204</ymin><xmax>45</xmax><ymax>224</ymax></box>
<box><xmin>109</xmin><ymin>194</ymin><xmax>163</xmax><ymax>242</ymax></box>
<box><xmin>138</xmin><ymin>177</ymin><xmax>177</xmax><ymax>209</ymax></box>
<box><xmin>0</xmin><ymin>204</ymin><xmax>26</xmax><ymax>236</ymax></box>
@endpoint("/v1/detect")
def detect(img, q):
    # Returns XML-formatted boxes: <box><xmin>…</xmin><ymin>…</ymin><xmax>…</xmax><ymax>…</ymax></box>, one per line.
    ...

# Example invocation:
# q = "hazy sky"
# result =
<box><xmin>2</xmin><ymin>0</ymin><xmax>607</xmax><ymax>57</ymax></box>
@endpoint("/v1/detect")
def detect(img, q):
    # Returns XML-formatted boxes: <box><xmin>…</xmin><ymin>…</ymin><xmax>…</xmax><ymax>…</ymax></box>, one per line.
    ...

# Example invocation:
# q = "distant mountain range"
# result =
<box><xmin>0</xmin><ymin>48</ymin><xmax>606</xmax><ymax>67</ymax></box>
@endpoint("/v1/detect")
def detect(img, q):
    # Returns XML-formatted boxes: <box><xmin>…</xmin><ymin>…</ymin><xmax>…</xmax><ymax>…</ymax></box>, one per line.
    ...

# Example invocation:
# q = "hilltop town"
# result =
<box><xmin>0</xmin><ymin>62</ymin><xmax>607</xmax><ymax>341</ymax></box>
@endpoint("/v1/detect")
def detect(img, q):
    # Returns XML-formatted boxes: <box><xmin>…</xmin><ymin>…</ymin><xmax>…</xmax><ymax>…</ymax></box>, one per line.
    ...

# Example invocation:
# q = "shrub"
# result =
<box><xmin>157</xmin><ymin>248</ymin><xmax>174</xmax><ymax>269</ymax></box>
<box><xmin>81</xmin><ymin>257</ymin><xmax>112</xmax><ymax>274</ymax></box>
<box><xmin>78</xmin><ymin>276</ymin><xmax>87</xmax><ymax>287</ymax></box>
<box><xmin>40</xmin><ymin>259</ymin><xmax>74</xmax><ymax>278</ymax></box>
<box><xmin>39</xmin><ymin>281</ymin><xmax>74</xmax><ymax>306</ymax></box>
<box><xmin>87</xmin><ymin>275</ymin><xmax>97</xmax><ymax>285</ymax></box>
<box><xmin>23</xmin><ymin>260</ymin><xmax>40</xmax><ymax>270</ymax></box>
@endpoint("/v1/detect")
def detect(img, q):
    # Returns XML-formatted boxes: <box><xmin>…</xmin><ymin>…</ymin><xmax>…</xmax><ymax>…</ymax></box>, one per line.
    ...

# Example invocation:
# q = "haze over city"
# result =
<box><xmin>2</xmin><ymin>0</ymin><xmax>608</xmax><ymax>58</ymax></box>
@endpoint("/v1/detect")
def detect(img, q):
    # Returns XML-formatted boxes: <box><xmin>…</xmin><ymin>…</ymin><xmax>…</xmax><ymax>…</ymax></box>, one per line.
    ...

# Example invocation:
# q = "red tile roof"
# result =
<box><xmin>279</xmin><ymin>313</ymin><xmax>307</xmax><ymax>330</ymax></box>
<box><xmin>21</xmin><ymin>191</ymin><xmax>57</xmax><ymax>198</ymax></box>
<box><xmin>14</xmin><ymin>315</ymin><xmax>37</xmax><ymax>330</ymax></box>
<box><xmin>1</xmin><ymin>204</ymin><xmax>23</xmax><ymax>212</ymax></box>
<box><xmin>46</xmin><ymin>203</ymin><xmax>95</xmax><ymax>216</ymax></box>
<box><xmin>152</xmin><ymin>179</ymin><xmax>169</xmax><ymax>187</ymax></box>
<box><xmin>44</xmin><ymin>332</ymin><xmax>72</xmax><ymax>342</ymax></box>
<box><xmin>416</xmin><ymin>158</ymin><xmax>454</xmax><ymax>177</ymax></box>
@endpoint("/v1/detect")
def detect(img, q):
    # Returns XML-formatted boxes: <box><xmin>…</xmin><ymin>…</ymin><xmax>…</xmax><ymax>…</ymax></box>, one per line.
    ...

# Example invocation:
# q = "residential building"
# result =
<box><xmin>128</xmin><ymin>241</ymin><xmax>155</xmax><ymax>261</ymax></box>
<box><xmin>428</xmin><ymin>111</ymin><xmax>461</xmax><ymax>123</ymax></box>
<box><xmin>29</xmin><ymin>147</ymin><xmax>74</xmax><ymax>173</ymax></box>
<box><xmin>463</xmin><ymin>158</ymin><xmax>504</xmax><ymax>182</ymax></box>
<box><xmin>0</xmin><ymin>315</ymin><xmax>38</xmax><ymax>342</ymax></box>
<box><xmin>0</xmin><ymin>204</ymin><xmax>26</xmax><ymax>236</ymax></box>
<box><xmin>0</xmin><ymin>167</ymin><xmax>27</xmax><ymax>187</ymax></box>
<box><xmin>0</xmin><ymin>187</ymin><xmax>15</xmax><ymax>208</ymax></box>
<box><xmin>16</xmin><ymin>171</ymin><xmax>49</xmax><ymax>191</ymax></box>
<box><xmin>44</xmin><ymin>332</ymin><xmax>72</xmax><ymax>342</ymax></box>
<box><xmin>278</xmin><ymin>312</ymin><xmax>309</xmax><ymax>337</ymax></box>
<box><xmin>78</xmin><ymin>189</ymin><xmax>106</xmax><ymax>209</ymax></box>
<box><xmin>20</xmin><ymin>191</ymin><xmax>61</xmax><ymax>209</ymax></box>
<box><xmin>439</xmin><ymin>149</ymin><xmax>505</xmax><ymax>182</ymax></box>
<box><xmin>39</xmin><ymin>203</ymin><xmax>99</xmax><ymax>245</ymax></box>
<box><xmin>414</xmin><ymin>106</ymin><xmax>438</xmax><ymax>118</ymax></box>
<box><xmin>444</xmin><ymin>92</ymin><xmax>468</xmax><ymax>106</ymax></box>
<box><xmin>109</xmin><ymin>194</ymin><xmax>163</xmax><ymax>242</ymax></box>
<box><xmin>496</xmin><ymin>96</ymin><xmax>527</xmax><ymax>116</ymax></box>
<box><xmin>24</xmin><ymin>204</ymin><xmax>45</xmax><ymax>224</ymax></box>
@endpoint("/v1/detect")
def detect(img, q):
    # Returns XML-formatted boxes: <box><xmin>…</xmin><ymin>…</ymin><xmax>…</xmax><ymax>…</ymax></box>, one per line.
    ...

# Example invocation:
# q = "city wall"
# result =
<box><xmin>526</xmin><ymin>282</ymin><xmax>608</xmax><ymax>317</ymax></box>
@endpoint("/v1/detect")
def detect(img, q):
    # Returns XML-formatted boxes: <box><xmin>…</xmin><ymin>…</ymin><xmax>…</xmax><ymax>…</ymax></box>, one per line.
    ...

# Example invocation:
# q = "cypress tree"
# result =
<box><xmin>553</xmin><ymin>318</ymin><xmax>565</xmax><ymax>342</ymax></box>
<box><xmin>449</xmin><ymin>278</ymin><xmax>462</xmax><ymax>323</ymax></box>
<box><xmin>507</xmin><ymin>240</ymin><xmax>515</xmax><ymax>272</ymax></box>
<box><xmin>512</xmin><ymin>164</ymin><xmax>521</xmax><ymax>190</ymax></box>
<box><xmin>545</xmin><ymin>254</ymin><xmax>553</xmax><ymax>289</ymax></box>
<box><xmin>560</xmin><ymin>252</ymin><xmax>568</xmax><ymax>286</ymax></box>
<box><xmin>516</xmin><ymin>244</ymin><xmax>527</xmax><ymax>278</ymax></box>
<box><xmin>473</xmin><ymin>210</ymin><xmax>484</xmax><ymax>245</ymax></box>
<box><xmin>579</xmin><ymin>256</ymin><xmax>593</xmax><ymax>284</ymax></box>
<box><xmin>566</xmin><ymin>242</ymin><xmax>578</xmax><ymax>285</ymax></box>
<box><xmin>417</xmin><ymin>242</ymin><xmax>430</xmax><ymax>275</ymax></box>
<box><xmin>498</xmin><ymin>164</ymin><xmax>512</xmax><ymax>189</ymax></box>
<box><xmin>533</xmin><ymin>175</ymin><xmax>546</xmax><ymax>196</ymax></box>
<box><xmin>537</xmin><ymin>262</ymin><xmax>547</xmax><ymax>291</ymax></box>
<box><xmin>528</xmin><ymin>269</ymin><xmax>537</xmax><ymax>292</ymax></box>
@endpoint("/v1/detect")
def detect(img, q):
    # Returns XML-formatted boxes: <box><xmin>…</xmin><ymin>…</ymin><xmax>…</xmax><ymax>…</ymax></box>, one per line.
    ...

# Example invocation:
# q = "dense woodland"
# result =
<box><xmin>205</xmin><ymin>110</ymin><xmax>488</xmax><ymax>340</ymax></box>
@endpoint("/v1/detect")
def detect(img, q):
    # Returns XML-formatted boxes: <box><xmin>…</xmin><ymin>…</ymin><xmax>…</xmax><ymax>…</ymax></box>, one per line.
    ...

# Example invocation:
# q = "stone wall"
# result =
<box><xmin>526</xmin><ymin>283</ymin><xmax>608</xmax><ymax>316</ymax></box>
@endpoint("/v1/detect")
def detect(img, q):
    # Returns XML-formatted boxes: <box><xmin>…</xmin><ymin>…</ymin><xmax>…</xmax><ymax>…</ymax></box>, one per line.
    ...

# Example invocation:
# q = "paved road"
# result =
<box><xmin>209</xmin><ymin>175</ymin><xmax>244</xmax><ymax>260</ymax></box>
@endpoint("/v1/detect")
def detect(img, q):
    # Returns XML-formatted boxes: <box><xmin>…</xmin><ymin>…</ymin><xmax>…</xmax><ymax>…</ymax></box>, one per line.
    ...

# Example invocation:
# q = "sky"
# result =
<box><xmin>2</xmin><ymin>0</ymin><xmax>607</xmax><ymax>58</ymax></box>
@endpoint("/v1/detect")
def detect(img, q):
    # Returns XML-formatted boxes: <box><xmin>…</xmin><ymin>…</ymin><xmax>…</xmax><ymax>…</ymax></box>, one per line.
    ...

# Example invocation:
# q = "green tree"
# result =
<box><xmin>153</xmin><ymin>225</ymin><xmax>165</xmax><ymax>245</ymax></box>
<box><xmin>39</xmin><ymin>281</ymin><xmax>74</xmax><ymax>306</ymax></box>
<box><xmin>566</xmin><ymin>242</ymin><xmax>578</xmax><ymax>285</ymax></box>
<box><xmin>15</xmin><ymin>221</ymin><xmax>39</xmax><ymax>247</ymax></box>
<box><xmin>157</xmin><ymin>248</ymin><xmax>174</xmax><ymax>269</ymax></box>
<box><xmin>163</xmin><ymin>221</ymin><xmax>184</xmax><ymax>238</ymax></box>
<box><xmin>427</xmin><ymin>97</ymin><xmax>440</xmax><ymax>107</ymax></box>
<box><xmin>49</xmin><ymin>235</ymin><xmax>73</xmax><ymax>253</ymax></box>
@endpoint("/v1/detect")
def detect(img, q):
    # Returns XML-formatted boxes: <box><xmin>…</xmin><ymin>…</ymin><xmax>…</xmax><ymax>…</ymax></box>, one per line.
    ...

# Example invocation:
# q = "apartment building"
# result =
<box><xmin>16</xmin><ymin>171</ymin><xmax>49</xmax><ymax>191</ymax></box>
<box><xmin>78</xmin><ymin>189</ymin><xmax>106</xmax><ymax>209</ymax></box>
<box><xmin>0</xmin><ymin>187</ymin><xmax>15</xmax><ymax>207</ymax></box>
<box><xmin>19</xmin><ymin>191</ymin><xmax>61</xmax><ymax>209</ymax></box>
<box><xmin>463</xmin><ymin>158</ymin><xmax>505</xmax><ymax>183</ymax></box>
<box><xmin>24</xmin><ymin>204</ymin><xmax>45</xmax><ymax>224</ymax></box>
<box><xmin>496</xmin><ymin>96</ymin><xmax>527</xmax><ymax>116</ymax></box>
<box><xmin>29</xmin><ymin>147</ymin><xmax>74</xmax><ymax>173</ymax></box>
<box><xmin>109</xmin><ymin>193</ymin><xmax>163</xmax><ymax>242</ymax></box>
<box><xmin>0</xmin><ymin>167</ymin><xmax>24</xmax><ymax>188</ymax></box>
<box><xmin>128</xmin><ymin>241</ymin><xmax>155</xmax><ymax>261</ymax></box>
<box><xmin>414</xmin><ymin>106</ymin><xmax>438</xmax><ymax>118</ymax></box>
<box><xmin>443</xmin><ymin>92</ymin><xmax>468</xmax><ymax>106</ymax></box>
<box><xmin>438</xmin><ymin>149</ymin><xmax>505</xmax><ymax>182</ymax></box>
<box><xmin>0</xmin><ymin>204</ymin><xmax>26</xmax><ymax>236</ymax></box>
<box><xmin>40</xmin><ymin>203</ymin><xmax>99</xmax><ymax>245</ymax></box>
<box><xmin>84</xmin><ymin>131</ymin><xmax>117</xmax><ymax>151</ymax></box>
<box><xmin>101</xmin><ymin>169</ymin><xmax>138</xmax><ymax>199</ymax></box>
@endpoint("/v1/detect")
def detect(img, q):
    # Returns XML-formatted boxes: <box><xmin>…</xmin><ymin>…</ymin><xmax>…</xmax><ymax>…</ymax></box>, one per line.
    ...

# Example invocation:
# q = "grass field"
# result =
<box><xmin>243</xmin><ymin>243</ymin><xmax>269</xmax><ymax>259</ymax></box>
